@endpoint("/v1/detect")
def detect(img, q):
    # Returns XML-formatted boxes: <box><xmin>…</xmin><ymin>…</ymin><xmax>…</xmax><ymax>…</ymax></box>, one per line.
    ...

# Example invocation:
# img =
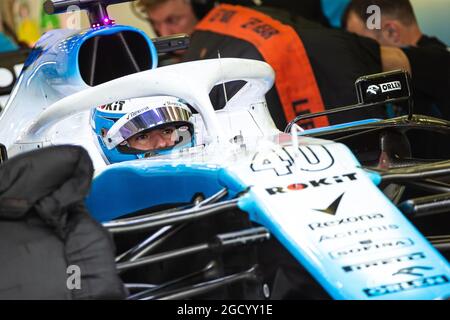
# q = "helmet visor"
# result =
<box><xmin>118</xmin><ymin>123</ymin><xmax>193</xmax><ymax>155</ymax></box>
<box><xmin>105</xmin><ymin>105</ymin><xmax>192</xmax><ymax>150</ymax></box>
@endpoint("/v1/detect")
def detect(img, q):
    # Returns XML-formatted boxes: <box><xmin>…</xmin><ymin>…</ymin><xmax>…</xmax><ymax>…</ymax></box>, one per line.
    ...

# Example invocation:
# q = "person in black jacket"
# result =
<box><xmin>138</xmin><ymin>0</ymin><xmax>389</xmax><ymax>130</ymax></box>
<box><xmin>0</xmin><ymin>146</ymin><xmax>126</xmax><ymax>300</ymax></box>
<box><xmin>343</xmin><ymin>0</ymin><xmax>450</xmax><ymax>119</ymax></box>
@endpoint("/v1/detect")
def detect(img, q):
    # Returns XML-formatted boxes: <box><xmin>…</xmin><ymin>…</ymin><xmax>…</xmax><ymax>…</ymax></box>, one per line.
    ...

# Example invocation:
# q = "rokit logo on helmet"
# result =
<box><xmin>265</xmin><ymin>173</ymin><xmax>358</xmax><ymax>195</ymax></box>
<box><xmin>98</xmin><ymin>101</ymin><xmax>125</xmax><ymax>112</ymax></box>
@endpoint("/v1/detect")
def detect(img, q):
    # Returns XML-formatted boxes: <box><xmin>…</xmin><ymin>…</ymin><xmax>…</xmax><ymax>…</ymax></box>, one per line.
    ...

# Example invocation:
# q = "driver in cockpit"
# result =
<box><xmin>127</xmin><ymin>125</ymin><xmax>178</xmax><ymax>152</ymax></box>
<box><xmin>91</xmin><ymin>96</ymin><xmax>195</xmax><ymax>164</ymax></box>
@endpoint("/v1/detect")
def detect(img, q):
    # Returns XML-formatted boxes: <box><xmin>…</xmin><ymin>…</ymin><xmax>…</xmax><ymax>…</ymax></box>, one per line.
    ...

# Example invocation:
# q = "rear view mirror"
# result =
<box><xmin>355</xmin><ymin>69</ymin><xmax>411</xmax><ymax>104</ymax></box>
<box><xmin>0</xmin><ymin>144</ymin><xmax>8</xmax><ymax>164</ymax></box>
<box><xmin>286</xmin><ymin>69</ymin><xmax>415</xmax><ymax>132</ymax></box>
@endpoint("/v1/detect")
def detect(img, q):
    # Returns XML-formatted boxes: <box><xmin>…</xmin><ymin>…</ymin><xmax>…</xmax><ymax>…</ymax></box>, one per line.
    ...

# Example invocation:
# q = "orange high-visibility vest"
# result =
<box><xmin>196</xmin><ymin>4</ymin><xmax>329</xmax><ymax>129</ymax></box>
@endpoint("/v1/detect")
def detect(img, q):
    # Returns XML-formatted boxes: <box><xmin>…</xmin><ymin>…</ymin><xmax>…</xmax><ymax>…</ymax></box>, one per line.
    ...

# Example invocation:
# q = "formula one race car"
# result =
<box><xmin>0</xmin><ymin>0</ymin><xmax>449</xmax><ymax>300</ymax></box>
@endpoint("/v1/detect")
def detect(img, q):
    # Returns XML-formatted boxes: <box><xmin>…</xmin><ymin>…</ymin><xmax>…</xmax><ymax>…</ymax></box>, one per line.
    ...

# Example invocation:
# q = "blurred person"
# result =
<box><xmin>136</xmin><ymin>0</ymin><xmax>202</xmax><ymax>65</ymax></box>
<box><xmin>344</xmin><ymin>0</ymin><xmax>446</xmax><ymax>49</ymax></box>
<box><xmin>137</xmin><ymin>0</ymin><xmax>199</xmax><ymax>37</ymax></box>
<box><xmin>137</xmin><ymin>0</ymin><xmax>393</xmax><ymax>130</ymax></box>
<box><xmin>253</xmin><ymin>0</ymin><xmax>330</xmax><ymax>26</ymax></box>
<box><xmin>136</xmin><ymin>0</ymin><xmax>446</xmax><ymax>138</ymax></box>
<box><xmin>343</xmin><ymin>0</ymin><xmax>449</xmax><ymax>119</ymax></box>
<box><xmin>15</xmin><ymin>1</ymin><xmax>40</xmax><ymax>47</ymax></box>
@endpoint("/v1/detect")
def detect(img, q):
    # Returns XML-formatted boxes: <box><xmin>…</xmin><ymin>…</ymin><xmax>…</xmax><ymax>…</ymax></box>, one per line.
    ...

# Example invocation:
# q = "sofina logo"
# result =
<box><xmin>329</xmin><ymin>238</ymin><xmax>414</xmax><ymax>260</ymax></box>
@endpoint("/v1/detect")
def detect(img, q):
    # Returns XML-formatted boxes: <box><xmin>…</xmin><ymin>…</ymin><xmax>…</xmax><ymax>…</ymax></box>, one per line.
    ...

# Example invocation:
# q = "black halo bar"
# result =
<box><xmin>116</xmin><ymin>227</ymin><xmax>270</xmax><ymax>272</ymax></box>
<box><xmin>399</xmin><ymin>192</ymin><xmax>450</xmax><ymax>218</ymax></box>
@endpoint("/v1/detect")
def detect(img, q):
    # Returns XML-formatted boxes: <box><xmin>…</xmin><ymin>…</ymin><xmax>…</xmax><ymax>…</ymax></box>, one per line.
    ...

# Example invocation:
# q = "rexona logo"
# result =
<box><xmin>329</xmin><ymin>238</ymin><xmax>414</xmax><ymax>260</ymax></box>
<box><xmin>308</xmin><ymin>213</ymin><xmax>384</xmax><ymax>231</ymax></box>
<box><xmin>266</xmin><ymin>173</ymin><xmax>358</xmax><ymax>195</ymax></box>
<box><xmin>380</xmin><ymin>81</ymin><xmax>402</xmax><ymax>93</ymax></box>
<box><xmin>364</xmin><ymin>275</ymin><xmax>449</xmax><ymax>298</ymax></box>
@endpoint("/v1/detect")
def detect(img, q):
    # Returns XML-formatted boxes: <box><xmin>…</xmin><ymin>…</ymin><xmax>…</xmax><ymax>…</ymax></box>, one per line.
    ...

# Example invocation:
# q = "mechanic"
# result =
<box><xmin>143</xmin><ymin>0</ymin><xmax>199</xmax><ymax>38</ymax></box>
<box><xmin>344</xmin><ymin>0</ymin><xmax>447</xmax><ymax>49</ymax></box>
<box><xmin>343</xmin><ymin>0</ymin><xmax>450</xmax><ymax>119</ymax></box>
<box><xmin>92</xmin><ymin>96</ymin><xmax>195</xmax><ymax>164</ymax></box>
<box><xmin>140</xmin><ymin>0</ymin><xmax>330</xmax><ymax>36</ymax></box>
<box><xmin>136</xmin><ymin>0</ymin><xmax>413</xmax><ymax>130</ymax></box>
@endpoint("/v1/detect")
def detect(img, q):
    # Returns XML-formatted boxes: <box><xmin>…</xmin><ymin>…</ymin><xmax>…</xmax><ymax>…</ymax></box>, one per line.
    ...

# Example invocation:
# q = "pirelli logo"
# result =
<box><xmin>342</xmin><ymin>252</ymin><xmax>426</xmax><ymax>273</ymax></box>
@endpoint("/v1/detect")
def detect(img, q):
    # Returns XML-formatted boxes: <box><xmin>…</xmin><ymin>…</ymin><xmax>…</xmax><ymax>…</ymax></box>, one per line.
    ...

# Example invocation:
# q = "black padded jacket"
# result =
<box><xmin>0</xmin><ymin>146</ymin><xmax>126</xmax><ymax>300</ymax></box>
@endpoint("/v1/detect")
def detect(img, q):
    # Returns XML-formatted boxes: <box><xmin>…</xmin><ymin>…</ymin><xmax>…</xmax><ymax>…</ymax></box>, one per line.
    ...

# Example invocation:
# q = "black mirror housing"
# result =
<box><xmin>355</xmin><ymin>70</ymin><xmax>412</xmax><ymax>104</ymax></box>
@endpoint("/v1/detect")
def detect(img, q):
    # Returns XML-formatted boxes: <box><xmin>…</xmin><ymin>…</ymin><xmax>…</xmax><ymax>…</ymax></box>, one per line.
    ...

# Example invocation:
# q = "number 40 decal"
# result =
<box><xmin>251</xmin><ymin>145</ymin><xmax>335</xmax><ymax>176</ymax></box>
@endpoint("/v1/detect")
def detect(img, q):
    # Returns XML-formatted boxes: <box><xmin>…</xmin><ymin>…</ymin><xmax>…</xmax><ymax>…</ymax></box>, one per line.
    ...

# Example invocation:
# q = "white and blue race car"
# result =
<box><xmin>0</xmin><ymin>0</ymin><xmax>449</xmax><ymax>300</ymax></box>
